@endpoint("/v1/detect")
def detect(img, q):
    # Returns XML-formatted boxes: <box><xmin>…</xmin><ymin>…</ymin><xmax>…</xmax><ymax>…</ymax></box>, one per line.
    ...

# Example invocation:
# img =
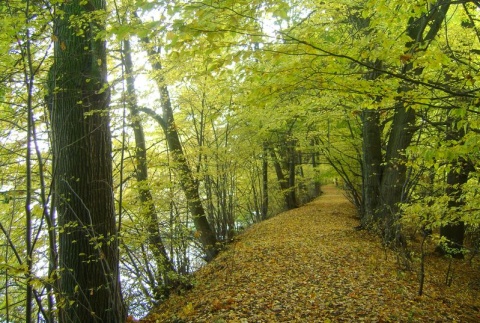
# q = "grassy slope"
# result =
<box><xmin>142</xmin><ymin>185</ymin><xmax>480</xmax><ymax>322</ymax></box>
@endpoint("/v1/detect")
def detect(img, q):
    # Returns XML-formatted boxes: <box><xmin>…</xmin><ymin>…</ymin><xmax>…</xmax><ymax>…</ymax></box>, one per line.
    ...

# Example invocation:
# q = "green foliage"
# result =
<box><xmin>1</xmin><ymin>0</ymin><xmax>480</xmax><ymax>320</ymax></box>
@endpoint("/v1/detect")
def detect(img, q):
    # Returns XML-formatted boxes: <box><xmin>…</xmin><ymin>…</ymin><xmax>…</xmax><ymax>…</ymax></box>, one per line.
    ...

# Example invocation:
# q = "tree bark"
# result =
<box><xmin>379</xmin><ymin>102</ymin><xmax>417</xmax><ymax>244</ymax></box>
<box><xmin>287</xmin><ymin>141</ymin><xmax>297</xmax><ymax>208</ymax></box>
<box><xmin>360</xmin><ymin>109</ymin><xmax>382</xmax><ymax>227</ymax></box>
<box><xmin>261</xmin><ymin>142</ymin><xmax>269</xmax><ymax>220</ymax></box>
<box><xmin>270</xmin><ymin>147</ymin><xmax>297</xmax><ymax>210</ymax></box>
<box><xmin>48</xmin><ymin>1</ymin><xmax>125</xmax><ymax>321</ymax></box>
<box><xmin>311</xmin><ymin>139</ymin><xmax>322</xmax><ymax>197</ymax></box>
<box><xmin>378</xmin><ymin>0</ymin><xmax>450</xmax><ymax>243</ymax></box>
<box><xmin>439</xmin><ymin>161</ymin><xmax>468</xmax><ymax>257</ymax></box>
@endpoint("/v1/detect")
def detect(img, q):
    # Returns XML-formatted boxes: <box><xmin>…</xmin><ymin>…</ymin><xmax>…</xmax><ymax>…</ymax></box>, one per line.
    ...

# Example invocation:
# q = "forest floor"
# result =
<box><xmin>141</xmin><ymin>185</ymin><xmax>480</xmax><ymax>322</ymax></box>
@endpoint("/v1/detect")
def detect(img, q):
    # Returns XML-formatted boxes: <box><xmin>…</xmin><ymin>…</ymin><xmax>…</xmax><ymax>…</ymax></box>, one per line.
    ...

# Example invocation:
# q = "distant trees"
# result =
<box><xmin>242</xmin><ymin>0</ymin><xmax>479</xmax><ymax>255</ymax></box>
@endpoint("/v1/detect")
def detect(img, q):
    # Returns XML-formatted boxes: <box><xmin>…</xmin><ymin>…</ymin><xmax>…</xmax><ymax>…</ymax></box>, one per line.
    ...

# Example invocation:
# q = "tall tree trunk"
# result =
<box><xmin>311</xmin><ymin>139</ymin><xmax>322</xmax><ymax>197</ymax></box>
<box><xmin>270</xmin><ymin>148</ymin><xmax>297</xmax><ymax>210</ymax></box>
<box><xmin>359</xmin><ymin>58</ymin><xmax>383</xmax><ymax>226</ymax></box>
<box><xmin>122</xmin><ymin>39</ymin><xmax>176</xmax><ymax>298</ymax></box>
<box><xmin>361</xmin><ymin>109</ymin><xmax>382</xmax><ymax>227</ymax></box>
<box><xmin>141</xmin><ymin>104</ymin><xmax>219</xmax><ymax>261</ymax></box>
<box><xmin>379</xmin><ymin>102</ymin><xmax>417</xmax><ymax>244</ymax></box>
<box><xmin>261</xmin><ymin>142</ymin><xmax>269</xmax><ymax>220</ymax></box>
<box><xmin>287</xmin><ymin>140</ymin><xmax>297</xmax><ymax>208</ymax></box>
<box><xmin>48</xmin><ymin>0</ymin><xmax>125</xmax><ymax>322</ymax></box>
<box><xmin>137</xmin><ymin>35</ymin><xmax>219</xmax><ymax>261</ymax></box>
<box><xmin>439</xmin><ymin>159</ymin><xmax>469</xmax><ymax>257</ymax></box>
<box><xmin>438</xmin><ymin>124</ymin><xmax>473</xmax><ymax>257</ymax></box>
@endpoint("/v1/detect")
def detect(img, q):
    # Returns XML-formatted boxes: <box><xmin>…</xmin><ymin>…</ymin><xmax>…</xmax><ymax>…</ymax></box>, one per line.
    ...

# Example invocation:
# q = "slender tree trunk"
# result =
<box><xmin>311</xmin><ymin>139</ymin><xmax>322</xmax><ymax>197</ymax></box>
<box><xmin>122</xmin><ymin>39</ymin><xmax>176</xmax><ymax>298</ymax></box>
<box><xmin>22</xmin><ymin>3</ymin><xmax>35</xmax><ymax>318</ymax></box>
<box><xmin>164</xmin><ymin>117</ymin><xmax>219</xmax><ymax>261</ymax></box>
<box><xmin>48</xmin><ymin>1</ymin><xmax>125</xmax><ymax>321</ymax></box>
<box><xmin>287</xmin><ymin>141</ymin><xmax>297</xmax><ymax>208</ymax></box>
<box><xmin>261</xmin><ymin>142</ymin><xmax>269</xmax><ymax>220</ymax></box>
<box><xmin>138</xmin><ymin>39</ymin><xmax>219</xmax><ymax>261</ymax></box>
<box><xmin>139</xmin><ymin>102</ymin><xmax>219</xmax><ymax>261</ymax></box>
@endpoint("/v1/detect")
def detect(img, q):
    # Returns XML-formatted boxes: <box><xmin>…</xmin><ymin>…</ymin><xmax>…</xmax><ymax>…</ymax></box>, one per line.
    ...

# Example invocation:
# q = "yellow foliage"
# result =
<box><xmin>180</xmin><ymin>302</ymin><xmax>195</xmax><ymax>317</ymax></box>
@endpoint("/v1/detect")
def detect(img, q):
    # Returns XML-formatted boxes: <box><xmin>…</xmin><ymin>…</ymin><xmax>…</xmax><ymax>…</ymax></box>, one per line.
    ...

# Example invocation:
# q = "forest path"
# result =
<box><xmin>143</xmin><ymin>185</ymin><xmax>479</xmax><ymax>322</ymax></box>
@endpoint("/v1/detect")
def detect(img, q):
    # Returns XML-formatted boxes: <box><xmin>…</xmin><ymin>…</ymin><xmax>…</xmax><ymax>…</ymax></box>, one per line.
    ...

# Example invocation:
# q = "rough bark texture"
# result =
<box><xmin>48</xmin><ymin>1</ymin><xmax>125</xmax><ymax>321</ymax></box>
<box><xmin>379</xmin><ymin>0</ymin><xmax>450</xmax><ymax>243</ymax></box>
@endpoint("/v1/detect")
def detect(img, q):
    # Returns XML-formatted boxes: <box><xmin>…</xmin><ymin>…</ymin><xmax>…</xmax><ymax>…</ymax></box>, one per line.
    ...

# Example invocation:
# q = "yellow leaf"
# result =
<box><xmin>181</xmin><ymin>302</ymin><xmax>195</xmax><ymax>317</ymax></box>
<box><xmin>166</xmin><ymin>31</ymin><xmax>176</xmax><ymax>41</ymax></box>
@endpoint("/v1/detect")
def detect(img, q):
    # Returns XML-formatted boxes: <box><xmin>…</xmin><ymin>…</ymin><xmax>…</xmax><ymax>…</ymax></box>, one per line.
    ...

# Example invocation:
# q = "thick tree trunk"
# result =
<box><xmin>360</xmin><ymin>109</ymin><xmax>382</xmax><ymax>227</ymax></box>
<box><xmin>379</xmin><ymin>102</ymin><xmax>417</xmax><ymax>244</ymax></box>
<box><xmin>48</xmin><ymin>1</ymin><xmax>125</xmax><ymax>321</ymax></box>
<box><xmin>270</xmin><ymin>148</ymin><xmax>298</xmax><ymax>210</ymax></box>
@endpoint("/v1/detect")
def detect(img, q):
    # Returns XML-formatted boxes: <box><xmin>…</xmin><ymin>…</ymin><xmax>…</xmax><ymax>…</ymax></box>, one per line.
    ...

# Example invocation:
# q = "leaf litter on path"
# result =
<box><xmin>142</xmin><ymin>185</ymin><xmax>480</xmax><ymax>322</ymax></box>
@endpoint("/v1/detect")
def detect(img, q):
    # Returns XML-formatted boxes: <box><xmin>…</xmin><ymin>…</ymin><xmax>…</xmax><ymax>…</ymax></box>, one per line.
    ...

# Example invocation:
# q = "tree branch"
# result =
<box><xmin>278</xmin><ymin>32</ymin><xmax>479</xmax><ymax>99</ymax></box>
<box><xmin>138</xmin><ymin>107</ymin><xmax>168</xmax><ymax>132</ymax></box>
